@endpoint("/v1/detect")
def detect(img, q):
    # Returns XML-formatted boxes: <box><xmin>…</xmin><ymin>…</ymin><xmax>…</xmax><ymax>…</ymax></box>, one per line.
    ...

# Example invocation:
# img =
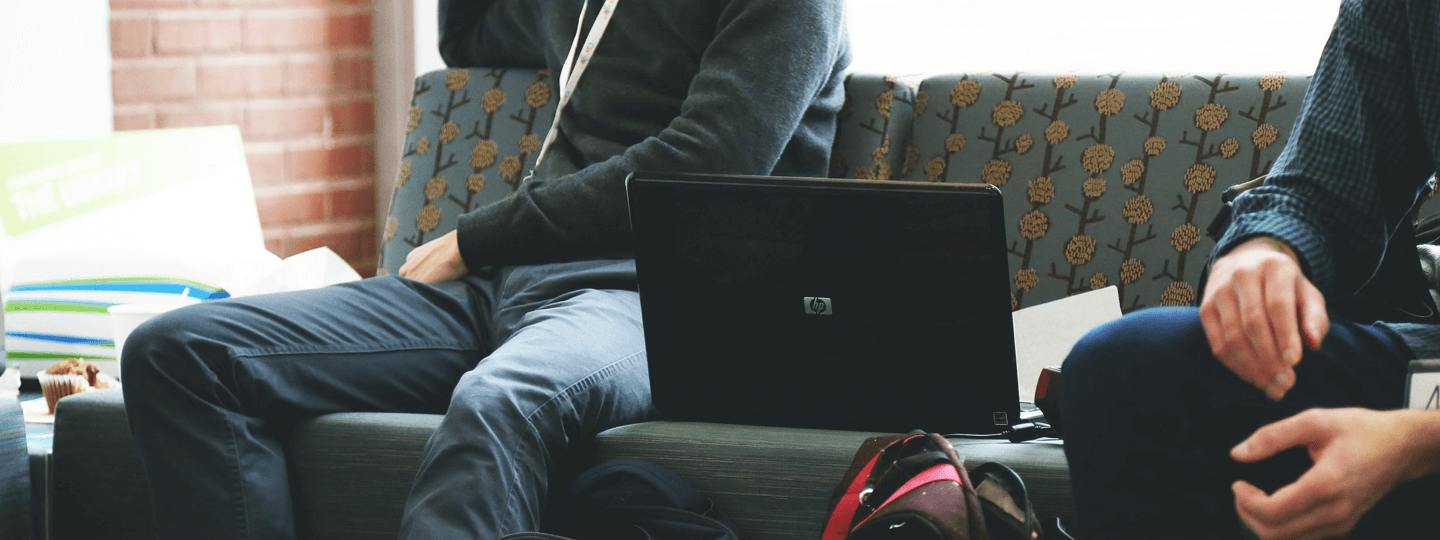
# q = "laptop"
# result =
<box><xmin>626</xmin><ymin>172</ymin><xmax>1019</xmax><ymax>435</ymax></box>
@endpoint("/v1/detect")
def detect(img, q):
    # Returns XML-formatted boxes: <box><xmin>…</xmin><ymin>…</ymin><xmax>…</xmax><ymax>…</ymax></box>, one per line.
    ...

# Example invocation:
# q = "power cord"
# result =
<box><xmin>941</xmin><ymin>421</ymin><xmax>1058</xmax><ymax>442</ymax></box>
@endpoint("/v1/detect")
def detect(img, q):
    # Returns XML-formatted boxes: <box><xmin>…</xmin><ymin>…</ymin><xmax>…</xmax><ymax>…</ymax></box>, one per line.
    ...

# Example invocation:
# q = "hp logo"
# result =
<box><xmin>804</xmin><ymin>297</ymin><xmax>832</xmax><ymax>315</ymax></box>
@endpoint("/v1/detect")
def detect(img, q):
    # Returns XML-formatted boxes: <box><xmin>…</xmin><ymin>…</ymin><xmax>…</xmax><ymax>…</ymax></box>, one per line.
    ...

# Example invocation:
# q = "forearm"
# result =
<box><xmin>1219</xmin><ymin>0</ymin><xmax>1436</xmax><ymax>296</ymax></box>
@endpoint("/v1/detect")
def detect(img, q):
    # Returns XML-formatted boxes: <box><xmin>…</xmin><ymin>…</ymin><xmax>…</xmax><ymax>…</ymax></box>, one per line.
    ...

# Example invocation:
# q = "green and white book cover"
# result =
<box><xmin>0</xmin><ymin>126</ymin><xmax>265</xmax><ymax>376</ymax></box>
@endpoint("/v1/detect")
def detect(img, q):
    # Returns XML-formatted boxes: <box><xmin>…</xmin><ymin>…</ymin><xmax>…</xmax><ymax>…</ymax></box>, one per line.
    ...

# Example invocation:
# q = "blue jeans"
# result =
<box><xmin>1061</xmin><ymin>307</ymin><xmax>1440</xmax><ymax>539</ymax></box>
<box><xmin>121</xmin><ymin>259</ymin><xmax>659</xmax><ymax>539</ymax></box>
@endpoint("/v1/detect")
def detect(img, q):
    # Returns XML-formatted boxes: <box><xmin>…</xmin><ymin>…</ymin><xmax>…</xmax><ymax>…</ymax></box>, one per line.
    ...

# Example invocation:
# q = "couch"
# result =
<box><xmin>42</xmin><ymin>68</ymin><xmax>1313</xmax><ymax>540</ymax></box>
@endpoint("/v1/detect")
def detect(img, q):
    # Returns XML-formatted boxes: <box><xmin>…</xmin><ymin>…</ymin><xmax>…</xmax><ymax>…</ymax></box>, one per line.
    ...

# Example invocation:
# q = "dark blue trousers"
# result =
<box><xmin>121</xmin><ymin>260</ymin><xmax>659</xmax><ymax>539</ymax></box>
<box><xmin>1061</xmin><ymin>307</ymin><xmax>1439</xmax><ymax>539</ymax></box>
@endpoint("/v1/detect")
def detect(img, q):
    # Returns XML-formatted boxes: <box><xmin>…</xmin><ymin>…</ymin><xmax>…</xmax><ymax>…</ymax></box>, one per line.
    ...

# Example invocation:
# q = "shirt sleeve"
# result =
<box><xmin>454</xmin><ymin>0</ymin><xmax>850</xmax><ymax>269</ymax></box>
<box><xmin>1215</xmin><ymin>0</ymin><xmax>1438</xmax><ymax>297</ymax></box>
<box><xmin>438</xmin><ymin>0</ymin><xmax>546</xmax><ymax>67</ymax></box>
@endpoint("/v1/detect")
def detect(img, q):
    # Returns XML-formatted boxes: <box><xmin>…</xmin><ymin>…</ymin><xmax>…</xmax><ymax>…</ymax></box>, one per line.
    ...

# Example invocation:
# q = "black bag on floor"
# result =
<box><xmin>501</xmin><ymin>458</ymin><xmax>739</xmax><ymax>540</ymax></box>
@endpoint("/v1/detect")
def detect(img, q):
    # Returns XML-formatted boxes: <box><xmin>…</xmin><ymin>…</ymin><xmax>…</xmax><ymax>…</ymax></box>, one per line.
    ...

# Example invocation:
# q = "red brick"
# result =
<box><xmin>333</xmin><ymin>57</ymin><xmax>372</xmax><ymax>92</ymax></box>
<box><xmin>358</xmin><ymin>224</ymin><xmax>377</xmax><ymax>260</ymax></box>
<box><xmin>245</xmin><ymin>103</ymin><xmax>325</xmax><ymax>139</ymax></box>
<box><xmin>244</xmin><ymin>11</ymin><xmax>326</xmax><ymax>51</ymax></box>
<box><xmin>328</xmin><ymin>186</ymin><xmax>375</xmax><ymax>219</ymax></box>
<box><xmin>290</xmin><ymin>228</ymin><xmax>363</xmax><ymax>262</ymax></box>
<box><xmin>330</xmin><ymin>100</ymin><xmax>374</xmax><ymax>135</ymax></box>
<box><xmin>114</xmin><ymin>109</ymin><xmax>156</xmax><ymax>131</ymax></box>
<box><xmin>206</xmin><ymin>17</ymin><xmax>244</xmax><ymax>52</ymax></box>
<box><xmin>112</xmin><ymin>61</ymin><xmax>197</xmax><ymax>103</ymax></box>
<box><xmin>196</xmin><ymin>62</ymin><xmax>246</xmax><ymax>99</ymax></box>
<box><xmin>198</xmin><ymin>59</ymin><xmax>286</xmax><ymax>98</ymax></box>
<box><xmin>154</xmin><ymin>18</ymin><xmax>207</xmax><ymax>55</ymax></box>
<box><xmin>156</xmin><ymin>104</ymin><xmax>242</xmax><ymax>129</ymax></box>
<box><xmin>326</xmin><ymin>13</ymin><xmax>371</xmax><ymax>47</ymax></box>
<box><xmin>255</xmin><ymin>190</ymin><xmax>326</xmax><ymax>225</ymax></box>
<box><xmin>111</xmin><ymin>18</ymin><xmax>152</xmax><ymax>58</ymax></box>
<box><xmin>263</xmin><ymin>235</ymin><xmax>285</xmax><ymax>257</ymax></box>
<box><xmin>197</xmin><ymin>0</ymin><xmax>335</xmax><ymax>6</ymax></box>
<box><xmin>111</xmin><ymin>0</ymin><xmax>192</xmax><ymax>8</ymax></box>
<box><xmin>285</xmin><ymin>57</ymin><xmax>330</xmax><ymax>95</ymax></box>
<box><xmin>245</xmin><ymin>148</ymin><xmax>286</xmax><ymax>185</ymax></box>
<box><xmin>287</xmin><ymin>143</ymin><xmax>373</xmax><ymax>179</ymax></box>
<box><xmin>351</xmin><ymin>262</ymin><xmax>377</xmax><ymax>279</ymax></box>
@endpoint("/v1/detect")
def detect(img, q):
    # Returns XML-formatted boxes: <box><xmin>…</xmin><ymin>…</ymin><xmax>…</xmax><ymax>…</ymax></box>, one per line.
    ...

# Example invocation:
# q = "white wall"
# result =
<box><xmin>846</xmin><ymin>0</ymin><xmax>1343</xmax><ymax>75</ymax></box>
<box><xmin>0</xmin><ymin>0</ymin><xmax>113</xmax><ymax>143</ymax></box>
<box><xmin>414</xmin><ymin>0</ymin><xmax>446</xmax><ymax>77</ymax></box>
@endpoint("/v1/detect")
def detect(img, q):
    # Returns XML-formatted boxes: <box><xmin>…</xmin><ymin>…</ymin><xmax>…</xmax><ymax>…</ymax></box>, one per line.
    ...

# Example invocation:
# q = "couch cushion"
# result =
<box><xmin>287</xmin><ymin>413</ymin><xmax>441</xmax><ymax>539</ymax></box>
<box><xmin>49</xmin><ymin>390</ymin><xmax>443</xmax><ymax>540</ymax></box>
<box><xmin>49</xmin><ymin>392</ymin><xmax>1071</xmax><ymax>540</ymax></box>
<box><xmin>903</xmin><ymin>72</ymin><xmax>1309</xmax><ymax>311</ymax></box>
<box><xmin>0</xmin><ymin>398</ymin><xmax>30</xmax><ymax>540</ymax></box>
<box><xmin>379</xmin><ymin>68</ymin><xmax>558</xmax><ymax>276</ymax></box>
<box><xmin>50</xmin><ymin>389</ymin><xmax>152</xmax><ymax>540</ymax></box>
<box><xmin>829</xmin><ymin>73</ymin><xmax>919</xmax><ymax>181</ymax></box>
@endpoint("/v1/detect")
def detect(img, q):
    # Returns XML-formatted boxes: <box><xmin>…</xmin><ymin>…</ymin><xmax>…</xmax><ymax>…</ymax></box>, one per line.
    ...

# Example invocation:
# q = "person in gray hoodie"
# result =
<box><xmin>120</xmin><ymin>1</ymin><xmax>851</xmax><ymax>538</ymax></box>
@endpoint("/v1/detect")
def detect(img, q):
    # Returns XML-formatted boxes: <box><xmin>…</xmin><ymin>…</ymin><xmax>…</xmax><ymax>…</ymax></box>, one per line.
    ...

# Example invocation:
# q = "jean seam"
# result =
<box><xmin>497</xmin><ymin>348</ymin><xmax>648</xmax><ymax>530</ymax></box>
<box><xmin>226</xmin><ymin>339</ymin><xmax>481</xmax><ymax>360</ymax></box>
<box><xmin>222</xmin><ymin>408</ymin><xmax>251</xmax><ymax>540</ymax></box>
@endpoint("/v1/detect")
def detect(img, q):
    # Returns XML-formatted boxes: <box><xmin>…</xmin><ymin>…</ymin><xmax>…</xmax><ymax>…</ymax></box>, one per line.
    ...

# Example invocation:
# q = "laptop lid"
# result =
<box><xmin>626</xmin><ymin>172</ymin><xmax>1019</xmax><ymax>434</ymax></box>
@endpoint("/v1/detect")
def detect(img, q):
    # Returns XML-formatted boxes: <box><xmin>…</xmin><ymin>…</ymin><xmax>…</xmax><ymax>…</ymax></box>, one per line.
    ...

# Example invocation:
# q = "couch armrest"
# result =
<box><xmin>0</xmin><ymin>398</ymin><xmax>33</xmax><ymax>540</ymax></box>
<box><xmin>50</xmin><ymin>389</ymin><xmax>153</xmax><ymax>540</ymax></box>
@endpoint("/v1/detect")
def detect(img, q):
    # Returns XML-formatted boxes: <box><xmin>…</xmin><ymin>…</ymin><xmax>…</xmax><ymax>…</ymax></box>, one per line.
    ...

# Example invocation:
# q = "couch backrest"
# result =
<box><xmin>385</xmin><ymin>69</ymin><xmax>1311</xmax><ymax>313</ymax></box>
<box><xmin>380</xmin><ymin>68</ymin><xmax>559</xmax><ymax>275</ymax></box>
<box><xmin>834</xmin><ymin>72</ymin><xmax>1310</xmax><ymax>311</ymax></box>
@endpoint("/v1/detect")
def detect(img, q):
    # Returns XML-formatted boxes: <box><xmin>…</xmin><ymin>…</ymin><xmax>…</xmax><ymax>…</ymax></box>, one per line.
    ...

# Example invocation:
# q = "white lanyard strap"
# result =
<box><xmin>527</xmin><ymin>0</ymin><xmax>620</xmax><ymax>181</ymax></box>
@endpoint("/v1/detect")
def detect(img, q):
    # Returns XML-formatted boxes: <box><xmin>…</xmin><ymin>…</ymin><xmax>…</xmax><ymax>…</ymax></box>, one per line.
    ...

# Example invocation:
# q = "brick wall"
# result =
<box><xmin>110</xmin><ymin>0</ymin><xmax>378</xmax><ymax>277</ymax></box>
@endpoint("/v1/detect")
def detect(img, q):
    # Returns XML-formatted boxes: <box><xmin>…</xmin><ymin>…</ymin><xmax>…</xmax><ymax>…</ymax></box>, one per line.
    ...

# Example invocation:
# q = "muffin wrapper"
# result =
<box><xmin>37</xmin><ymin>373</ymin><xmax>93</xmax><ymax>414</ymax></box>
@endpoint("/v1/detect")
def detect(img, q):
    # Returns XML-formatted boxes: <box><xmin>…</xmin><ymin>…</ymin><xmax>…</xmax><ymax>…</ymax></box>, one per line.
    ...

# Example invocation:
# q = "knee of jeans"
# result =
<box><xmin>447</xmin><ymin>369</ymin><xmax>531</xmax><ymax>423</ymax></box>
<box><xmin>1062</xmin><ymin>307</ymin><xmax>1206</xmax><ymax>404</ymax></box>
<box><xmin>118</xmin><ymin>304</ymin><xmax>218</xmax><ymax>382</ymax></box>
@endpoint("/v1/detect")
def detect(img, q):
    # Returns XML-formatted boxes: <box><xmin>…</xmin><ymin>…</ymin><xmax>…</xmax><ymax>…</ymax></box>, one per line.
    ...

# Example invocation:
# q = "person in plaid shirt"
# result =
<box><xmin>1061</xmin><ymin>1</ymin><xmax>1440</xmax><ymax>538</ymax></box>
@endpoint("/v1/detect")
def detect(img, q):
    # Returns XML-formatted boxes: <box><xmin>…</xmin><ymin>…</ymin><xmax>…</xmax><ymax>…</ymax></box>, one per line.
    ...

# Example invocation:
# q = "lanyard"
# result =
<box><xmin>526</xmin><ymin>0</ymin><xmax>620</xmax><ymax>182</ymax></box>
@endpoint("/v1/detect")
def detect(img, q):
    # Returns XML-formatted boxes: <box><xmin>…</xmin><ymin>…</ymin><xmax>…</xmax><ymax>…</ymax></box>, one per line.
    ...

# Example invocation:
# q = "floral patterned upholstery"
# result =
<box><xmin>384</xmin><ymin>69</ymin><xmax>1310</xmax><ymax>314</ymax></box>
<box><xmin>379</xmin><ymin>68</ymin><xmax>557</xmax><ymax>275</ymax></box>
<box><xmin>892</xmin><ymin>73</ymin><xmax>1307</xmax><ymax>311</ymax></box>
<box><xmin>829</xmin><ymin>74</ymin><xmax>918</xmax><ymax>181</ymax></box>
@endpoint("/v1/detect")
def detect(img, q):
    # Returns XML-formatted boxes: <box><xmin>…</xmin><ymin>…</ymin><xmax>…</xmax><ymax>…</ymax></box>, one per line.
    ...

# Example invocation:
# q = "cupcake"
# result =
<box><xmin>38</xmin><ymin>358</ymin><xmax>108</xmax><ymax>414</ymax></box>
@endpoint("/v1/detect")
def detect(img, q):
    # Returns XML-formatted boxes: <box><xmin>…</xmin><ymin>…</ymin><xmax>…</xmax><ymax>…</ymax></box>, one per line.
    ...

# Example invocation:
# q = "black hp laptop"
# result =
<box><xmin>626</xmin><ymin>172</ymin><xmax>1019</xmax><ymax>434</ymax></box>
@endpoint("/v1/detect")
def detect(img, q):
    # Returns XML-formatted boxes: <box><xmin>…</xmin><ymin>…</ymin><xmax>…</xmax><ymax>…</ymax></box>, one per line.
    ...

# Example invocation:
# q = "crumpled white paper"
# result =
<box><xmin>0</xmin><ymin>367</ymin><xmax>19</xmax><ymax>400</ymax></box>
<box><xmin>229</xmin><ymin>246</ymin><xmax>363</xmax><ymax>297</ymax></box>
<box><xmin>3</xmin><ymin>246</ymin><xmax>364</xmax><ymax>377</ymax></box>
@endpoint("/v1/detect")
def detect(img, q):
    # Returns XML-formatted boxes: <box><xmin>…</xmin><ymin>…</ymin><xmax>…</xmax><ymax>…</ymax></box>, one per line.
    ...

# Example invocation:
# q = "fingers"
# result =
<box><xmin>1231</xmin><ymin>411</ymin><xmax>1359</xmax><ymax>540</ymax></box>
<box><xmin>1202</xmin><ymin>269</ymin><xmax>1290</xmax><ymax>400</ymax></box>
<box><xmin>1234</xmin><ymin>460</ymin><xmax>1361</xmax><ymax>540</ymax></box>
<box><xmin>1200</xmin><ymin>237</ymin><xmax>1317</xmax><ymax>400</ymax></box>
<box><xmin>1241</xmin><ymin>266</ymin><xmax>1296</xmax><ymax>398</ymax></box>
<box><xmin>398</xmin><ymin>231</ymin><xmax>468</xmax><ymax>283</ymax></box>
<box><xmin>1297</xmin><ymin>278</ymin><xmax>1329</xmax><ymax>351</ymax></box>
<box><xmin>1234</xmin><ymin>479</ymin><xmax>1353</xmax><ymax>540</ymax></box>
<box><xmin>1232</xmin><ymin>411</ymin><xmax>1320</xmax><ymax>464</ymax></box>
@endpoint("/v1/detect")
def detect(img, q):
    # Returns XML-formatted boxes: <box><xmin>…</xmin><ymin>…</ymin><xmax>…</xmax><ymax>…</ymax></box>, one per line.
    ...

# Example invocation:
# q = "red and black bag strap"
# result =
<box><xmin>822</xmin><ymin>433</ymin><xmax>913</xmax><ymax>539</ymax></box>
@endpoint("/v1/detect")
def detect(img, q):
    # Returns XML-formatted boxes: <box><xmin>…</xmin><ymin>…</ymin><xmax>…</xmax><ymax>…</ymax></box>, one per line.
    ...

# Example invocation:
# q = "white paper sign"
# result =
<box><xmin>1011</xmin><ymin>286</ymin><xmax>1123</xmax><ymax>402</ymax></box>
<box><xmin>1408</xmin><ymin>360</ymin><xmax>1440</xmax><ymax>410</ymax></box>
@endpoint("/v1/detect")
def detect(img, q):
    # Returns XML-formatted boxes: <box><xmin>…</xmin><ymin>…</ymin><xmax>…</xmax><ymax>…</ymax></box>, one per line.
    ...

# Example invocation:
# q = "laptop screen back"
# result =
<box><xmin>627</xmin><ymin>172</ymin><xmax>1019</xmax><ymax>434</ymax></box>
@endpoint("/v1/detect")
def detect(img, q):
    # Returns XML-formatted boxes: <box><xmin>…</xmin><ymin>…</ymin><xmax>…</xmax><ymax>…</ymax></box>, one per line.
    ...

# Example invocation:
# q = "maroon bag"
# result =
<box><xmin>822</xmin><ymin>431</ymin><xmax>1044</xmax><ymax>540</ymax></box>
<box><xmin>822</xmin><ymin>432</ymin><xmax>986</xmax><ymax>539</ymax></box>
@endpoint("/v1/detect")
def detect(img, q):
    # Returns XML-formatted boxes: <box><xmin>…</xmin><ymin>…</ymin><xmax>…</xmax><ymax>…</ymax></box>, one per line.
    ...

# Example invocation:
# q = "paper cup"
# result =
<box><xmin>109</xmin><ymin>300</ymin><xmax>198</xmax><ymax>371</ymax></box>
